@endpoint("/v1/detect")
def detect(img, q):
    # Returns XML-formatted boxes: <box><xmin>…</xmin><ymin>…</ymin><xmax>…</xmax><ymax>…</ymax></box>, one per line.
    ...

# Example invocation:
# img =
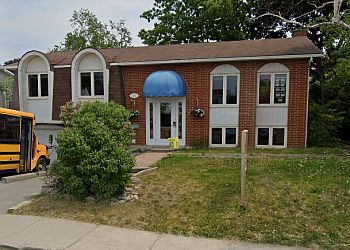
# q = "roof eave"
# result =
<box><xmin>1</xmin><ymin>53</ymin><xmax>323</xmax><ymax>69</ymax></box>
<box><xmin>111</xmin><ymin>53</ymin><xmax>324</xmax><ymax>66</ymax></box>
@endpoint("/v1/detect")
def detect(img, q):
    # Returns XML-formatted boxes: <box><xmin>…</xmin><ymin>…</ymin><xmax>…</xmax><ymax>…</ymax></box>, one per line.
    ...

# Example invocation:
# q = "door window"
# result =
<box><xmin>160</xmin><ymin>103</ymin><xmax>171</xmax><ymax>139</ymax></box>
<box><xmin>178</xmin><ymin>102</ymin><xmax>183</xmax><ymax>139</ymax></box>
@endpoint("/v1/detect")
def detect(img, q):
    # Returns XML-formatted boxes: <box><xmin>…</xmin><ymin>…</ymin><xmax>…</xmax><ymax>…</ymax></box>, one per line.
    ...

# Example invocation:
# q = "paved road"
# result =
<box><xmin>0</xmin><ymin>176</ymin><xmax>43</xmax><ymax>213</ymax></box>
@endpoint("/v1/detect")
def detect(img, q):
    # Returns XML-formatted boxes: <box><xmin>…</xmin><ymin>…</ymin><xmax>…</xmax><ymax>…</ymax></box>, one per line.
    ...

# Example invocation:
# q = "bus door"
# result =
<box><xmin>19</xmin><ymin>118</ymin><xmax>32</xmax><ymax>172</ymax></box>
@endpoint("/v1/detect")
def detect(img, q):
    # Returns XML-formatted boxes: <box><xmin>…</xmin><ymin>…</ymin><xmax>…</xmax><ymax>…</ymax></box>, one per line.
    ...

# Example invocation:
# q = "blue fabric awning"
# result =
<box><xmin>143</xmin><ymin>70</ymin><xmax>186</xmax><ymax>97</ymax></box>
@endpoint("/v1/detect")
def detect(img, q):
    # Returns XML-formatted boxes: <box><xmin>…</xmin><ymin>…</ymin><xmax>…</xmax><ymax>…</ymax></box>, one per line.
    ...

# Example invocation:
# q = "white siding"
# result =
<box><xmin>256</xmin><ymin>107</ymin><xmax>288</xmax><ymax>126</ymax></box>
<box><xmin>210</xmin><ymin>107</ymin><xmax>239</xmax><ymax>126</ymax></box>
<box><xmin>78</xmin><ymin>53</ymin><xmax>103</xmax><ymax>71</ymax></box>
<box><xmin>18</xmin><ymin>53</ymin><xmax>53</xmax><ymax>123</ymax></box>
<box><xmin>71</xmin><ymin>49</ymin><xmax>109</xmax><ymax>103</ymax></box>
<box><xmin>34</xmin><ymin>124</ymin><xmax>63</xmax><ymax>162</ymax></box>
<box><xmin>26</xmin><ymin>57</ymin><xmax>48</xmax><ymax>73</ymax></box>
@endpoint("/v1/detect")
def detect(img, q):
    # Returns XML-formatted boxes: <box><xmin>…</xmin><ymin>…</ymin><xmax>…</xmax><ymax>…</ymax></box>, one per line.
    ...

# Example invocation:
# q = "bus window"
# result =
<box><xmin>0</xmin><ymin>115</ymin><xmax>5</xmax><ymax>141</ymax></box>
<box><xmin>0</xmin><ymin>114</ymin><xmax>20</xmax><ymax>143</ymax></box>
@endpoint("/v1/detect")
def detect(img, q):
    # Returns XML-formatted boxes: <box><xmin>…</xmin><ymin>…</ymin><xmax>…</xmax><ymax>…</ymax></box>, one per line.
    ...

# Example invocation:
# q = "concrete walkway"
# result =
<box><xmin>135</xmin><ymin>152</ymin><xmax>169</xmax><ymax>168</ymax></box>
<box><xmin>0</xmin><ymin>215</ymin><xmax>307</xmax><ymax>250</ymax></box>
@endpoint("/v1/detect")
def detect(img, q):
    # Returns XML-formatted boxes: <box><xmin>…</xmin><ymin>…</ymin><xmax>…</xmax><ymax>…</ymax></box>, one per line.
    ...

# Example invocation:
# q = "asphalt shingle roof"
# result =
<box><xmin>8</xmin><ymin>36</ymin><xmax>323</xmax><ymax>67</ymax></box>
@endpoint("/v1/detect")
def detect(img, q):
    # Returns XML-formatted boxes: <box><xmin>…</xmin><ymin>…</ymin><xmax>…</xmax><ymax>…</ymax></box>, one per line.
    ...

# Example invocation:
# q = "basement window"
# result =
<box><xmin>210</xmin><ymin>127</ymin><xmax>237</xmax><ymax>146</ymax></box>
<box><xmin>257</xmin><ymin>127</ymin><xmax>286</xmax><ymax>147</ymax></box>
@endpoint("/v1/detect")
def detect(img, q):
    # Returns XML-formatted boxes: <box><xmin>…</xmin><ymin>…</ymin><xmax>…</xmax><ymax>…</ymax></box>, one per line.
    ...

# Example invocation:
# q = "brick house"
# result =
<box><xmin>4</xmin><ymin>32</ymin><xmax>322</xmax><ymax>157</ymax></box>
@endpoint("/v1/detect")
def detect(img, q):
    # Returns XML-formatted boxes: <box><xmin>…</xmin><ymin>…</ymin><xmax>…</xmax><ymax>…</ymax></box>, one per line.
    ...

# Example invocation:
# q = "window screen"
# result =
<box><xmin>81</xmin><ymin>73</ymin><xmax>91</xmax><ymax>96</ymax></box>
<box><xmin>212</xmin><ymin>76</ymin><xmax>223</xmax><ymax>104</ymax></box>
<box><xmin>226</xmin><ymin>76</ymin><xmax>237</xmax><ymax>104</ymax></box>
<box><xmin>225</xmin><ymin>128</ymin><xmax>236</xmax><ymax>144</ymax></box>
<box><xmin>40</xmin><ymin>74</ymin><xmax>49</xmax><ymax>97</ymax></box>
<box><xmin>94</xmin><ymin>72</ymin><xmax>104</xmax><ymax>95</ymax></box>
<box><xmin>273</xmin><ymin>128</ymin><xmax>285</xmax><ymax>146</ymax></box>
<box><xmin>211</xmin><ymin>128</ymin><xmax>222</xmax><ymax>144</ymax></box>
<box><xmin>257</xmin><ymin>128</ymin><xmax>269</xmax><ymax>145</ymax></box>
<box><xmin>28</xmin><ymin>75</ymin><xmax>38</xmax><ymax>97</ymax></box>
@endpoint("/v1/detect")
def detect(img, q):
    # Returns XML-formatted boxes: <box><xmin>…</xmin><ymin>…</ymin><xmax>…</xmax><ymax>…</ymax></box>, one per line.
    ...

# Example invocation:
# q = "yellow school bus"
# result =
<box><xmin>0</xmin><ymin>108</ymin><xmax>50</xmax><ymax>173</ymax></box>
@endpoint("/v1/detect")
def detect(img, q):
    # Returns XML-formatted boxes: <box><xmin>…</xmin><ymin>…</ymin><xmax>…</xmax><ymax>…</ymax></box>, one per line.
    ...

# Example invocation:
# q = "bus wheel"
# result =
<box><xmin>36</xmin><ymin>158</ymin><xmax>47</xmax><ymax>172</ymax></box>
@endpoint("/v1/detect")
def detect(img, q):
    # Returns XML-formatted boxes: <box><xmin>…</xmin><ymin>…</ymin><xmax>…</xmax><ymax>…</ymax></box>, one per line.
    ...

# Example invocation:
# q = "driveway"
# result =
<box><xmin>0</xmin><ymin>176</ymin><xmax>43</xmax><ymax>213</ymax></box>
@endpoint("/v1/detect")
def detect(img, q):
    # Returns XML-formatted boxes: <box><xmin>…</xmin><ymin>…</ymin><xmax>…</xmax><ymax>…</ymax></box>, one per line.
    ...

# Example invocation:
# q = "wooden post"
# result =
<box><xmin>240</xmin><ymin>130</ymin><xmax>248</xmax><ymax>209</ymax></box>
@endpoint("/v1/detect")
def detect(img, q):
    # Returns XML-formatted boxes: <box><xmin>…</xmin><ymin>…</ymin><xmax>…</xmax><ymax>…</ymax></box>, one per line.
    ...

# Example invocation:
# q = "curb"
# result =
<box><xmin>6</xmin><ymin>193</ymin><xmax>41</xmax><ymax>214</ymax></box>
<box><xmin>7</xmin><ymin>200</ymin><xmax>32</xmax><ymax>213</ymax></box>
<box><xmin>134</xmin><ymin>167</ymin><xmax>157</xmax><ymax>177</ymax></box>
<box><xmin>0</xmin><ymin>244</ymin><xmax>46</xmax><ymax>250</ymax></box>
<box><xmin>1</xmin><ymin>171</ymin><xmax>47</xmax><ymax>184</ymax></box>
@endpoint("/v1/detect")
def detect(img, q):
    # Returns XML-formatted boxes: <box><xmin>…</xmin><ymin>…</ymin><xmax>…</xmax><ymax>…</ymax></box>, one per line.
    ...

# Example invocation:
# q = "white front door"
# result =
<box><xmin>146</xmin><ymin>98</ymin><xmax>186</xmax><ymax>146</ymax></box>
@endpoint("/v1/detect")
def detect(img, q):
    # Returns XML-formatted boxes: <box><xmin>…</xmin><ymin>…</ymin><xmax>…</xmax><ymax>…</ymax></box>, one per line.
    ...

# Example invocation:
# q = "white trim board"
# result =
<box><xmin>111</xmin><ymin>54</ymin><xmax>323</xmax><ymax>66</ymax></box>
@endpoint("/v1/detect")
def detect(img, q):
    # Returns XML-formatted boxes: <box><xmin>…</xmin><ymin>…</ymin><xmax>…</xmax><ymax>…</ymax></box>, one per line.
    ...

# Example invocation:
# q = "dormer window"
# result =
<box><xmin>28</xmin><ymin>73</ymin><xmax>48</xmax><ymax>98</ymax></box>
<box><xmin>71</xmin><ymin>49</ymin><xmax>109</xmax><ymax>102</ymax></box>
<box><xmin>80</xmin><ymin>72</ymin><xmax>104</xmax><ymax>97</ymax></box>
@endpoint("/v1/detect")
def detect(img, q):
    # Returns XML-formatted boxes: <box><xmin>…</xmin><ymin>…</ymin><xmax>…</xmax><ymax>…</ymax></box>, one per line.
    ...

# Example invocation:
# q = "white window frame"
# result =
<box><xmin>26</xmin><ymin>73</ymin><xmax>49</xmax><ymax>99</ymax></box>
<box><xmin>210</xmin><ymin>74</ymin><xmax>240</xmax><ymax>107</ymax></box>
<box><xmin>255</xmin><ymin>126</ymin><xmax>287</xmax><ymax>148</ymax></box>
<box><xmin>79</xmin><ymin>71</ymin><xmax>104</xmax><ymax>98</ymax></box>
<box><xmin>209</xmin><ymin>126</ymin><xmax>238</xmax><ymax>147</ymax></box>
<box><xmin>257</xmin><ymin>72</ymin><xmax>289</xmax><ymax>107</ymax></box>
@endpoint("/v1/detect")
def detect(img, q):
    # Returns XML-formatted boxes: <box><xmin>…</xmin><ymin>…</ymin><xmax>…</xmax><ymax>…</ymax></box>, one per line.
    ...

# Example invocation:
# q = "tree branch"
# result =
<box><xmin>253</xmin><ymin>0</ymin><xmax>349</xmax><ymax>30</ymax></box>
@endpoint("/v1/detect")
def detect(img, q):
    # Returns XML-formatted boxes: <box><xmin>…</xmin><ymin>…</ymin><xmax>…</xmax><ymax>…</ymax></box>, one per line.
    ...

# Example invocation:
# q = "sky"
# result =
<box><xmin>0</xmin><ymin>0</ymin><xmax>155</xmax><ymax>64</ymax></box>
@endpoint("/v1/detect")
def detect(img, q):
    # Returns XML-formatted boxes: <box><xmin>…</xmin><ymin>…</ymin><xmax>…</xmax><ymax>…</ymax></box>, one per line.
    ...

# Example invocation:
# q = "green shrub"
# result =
<box><xmin>307</xmin><ymin>102</ymin><xmax>344</xmax><ymax>147</ymax></box>
<box><xmin>50</xmin><ymin>101</ymin><xmax>134</xmax><ymax>200</ymax></box>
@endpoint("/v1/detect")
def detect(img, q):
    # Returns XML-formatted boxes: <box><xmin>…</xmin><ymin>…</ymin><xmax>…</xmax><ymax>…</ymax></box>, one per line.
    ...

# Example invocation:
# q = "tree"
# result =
<box><xmin>3</xmin><ymin>58</ymin><xmax>20</xmax><ymax>66</ymax></box>
<box><xmin>53</xmin><ymin>9</ymin><xmax>132</xmax><ymax>51</ymax></box>
<box><xmin>253</xmin><ymin>0</ymin><xmax>350</xmax><ymax>30</ymax></box>
<box><xmin>50</xmin><ymin>101</ymin><xmax>134</xmax><ymax>200</ymax></box>
<box><xmin>138</xmin><ymin>0</ymin><xmax>253</xmax><ymax>45</ymax></box>
<box><xmin>0</xmin><ymin>76</ymin><xmax>14</xmax><ymax>108</ymax></box>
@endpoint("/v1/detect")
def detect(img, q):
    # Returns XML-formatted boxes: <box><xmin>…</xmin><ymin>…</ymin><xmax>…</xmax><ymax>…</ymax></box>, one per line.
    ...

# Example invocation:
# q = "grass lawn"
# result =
<box><xmin>14</xmin><ymin>155</ymin><xmax>350</xmax><ymax>249</ymax></box>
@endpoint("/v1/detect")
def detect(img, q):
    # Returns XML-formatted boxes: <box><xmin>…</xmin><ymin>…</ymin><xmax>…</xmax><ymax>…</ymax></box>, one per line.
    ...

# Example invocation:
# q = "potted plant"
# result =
<box><xmin>130</xmin><ymin>110</ymin><xmax>140</xmax><ymax>118</ymax></box>
<box><xmin>191</xmin><ymin>108</ymin><xmax>205</xmax><ymax>117</ymax></box>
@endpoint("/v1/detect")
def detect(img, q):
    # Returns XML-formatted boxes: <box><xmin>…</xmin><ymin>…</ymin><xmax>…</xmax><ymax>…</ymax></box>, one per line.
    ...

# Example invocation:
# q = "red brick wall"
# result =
<box><xmin>122</xmin><ymin>59</ymin><xmax>309</xmax><ymax>148</ymax></box>
<box><xmin>122</xmin><ymin>64</ymin><xmax>216</xmax><ymax>146</ymax></box>
<box><xmin>287</xmin><ymin>59</ymin><xmax>309</xmax><ymax>148</ymax></box>
<box><xmin>11</xmin><ymin>58</ymin><xmax>308</xmax><ymax>148</ymax></box>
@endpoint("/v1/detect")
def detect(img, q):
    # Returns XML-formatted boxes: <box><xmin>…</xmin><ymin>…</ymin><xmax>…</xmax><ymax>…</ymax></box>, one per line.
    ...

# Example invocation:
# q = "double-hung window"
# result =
<box><xmin>258</xmin><ymin>73</ymin><xmax>288</xmax><ymax>105</ymax></box>
<box><xmin>80</xmin><ymin>72</ymin><xmax>104</xmax><ymax>97</ymax></box>
<box><xmin>211</xmin><ymin>127</ymin><xmax>237</xmax><ymax>146</ymax></box>
<box><xmin>211</xmin><ymin>75</ymin><xmax>238</xmax><ymax>105</ymax></box>
<box><xmin>257</xmin><ymin>127</ymin><xmax>286</xmax><ymax>147</ymax></box>
<box><xmin>28</xmin><ymin>74</ymin><xmax>48</xmax><ymax>98</ymax></box>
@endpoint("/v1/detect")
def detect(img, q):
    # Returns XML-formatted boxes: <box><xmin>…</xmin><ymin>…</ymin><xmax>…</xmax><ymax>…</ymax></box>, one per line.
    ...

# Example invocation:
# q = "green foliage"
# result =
<box><xmin>307</xmin><ymin>102</ymin><xmax>344</xmax><ymax>146</ymax></box>
<box><xmin>50</xmin><ymin>101</ymin><xmax>134</xmax><ymax>200</ymax></box>
<box><xmin>53</xmin><ymin>9</ymin><xmax>132</xmax><ymax>51</ymax></box>
<box><xmin>139</xmin><ymin>0</ymin><xmax>252</xmax><ymax>45</ymax></box>
<box><xmin>59</xmin><ymin>101</ymin><xmax>82</xmax><ymax>127</ymax></box>
<box><xmin>314</xmin><ymin>24</ymin><xmax>350</xmax><ymax>141</ymax></box>
<box><xmin>0</xmin><ymin>75</ymin><xmax>14</xmax><ymax>108</ymax></box>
